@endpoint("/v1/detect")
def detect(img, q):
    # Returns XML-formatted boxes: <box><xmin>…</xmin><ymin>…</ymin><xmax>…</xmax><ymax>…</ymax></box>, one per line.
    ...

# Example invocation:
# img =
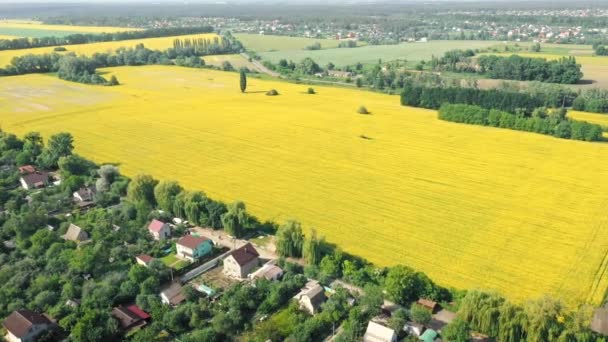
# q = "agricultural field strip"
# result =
<box><xmin>2</xmin><ymin>65</ymin><xmax>608</xmax><ymax>307</ymax></box>
<box><xmin>0</xmin><ymin>33</ymin><xmax>219</xmax><ymax>67</ymax></box>
<box><xmin>258</xmin><ymin>40</ymin><xmax>498</xmax><ymax>66</ymax></box>
<box><xmin>0</xmin><ymin>22</ymin><xmax>140</xmax><ymax>35</ymax></box>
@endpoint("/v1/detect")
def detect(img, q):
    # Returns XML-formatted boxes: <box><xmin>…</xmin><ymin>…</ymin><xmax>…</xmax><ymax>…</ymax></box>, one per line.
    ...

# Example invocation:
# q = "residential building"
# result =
<box><xmin>148</xmin><ymin>219</ymin><xmax>171</xmax><ymax>241</ymax></box>
<box><xmin>73</xmin><ymin>186</ymin><xmax>96</xmax><ymax>202</ymax></box>
<box><xmin>294</xmin><ymin>279</ymin><xmax>326</xmax><ymax>315</ymax></box>
<box><xmin>111</xmin><ymin>305</ymin><xmax>150</xmax><ymax>332</ymax></box>
<box><xmin>176</xmin><ymin>235</ymin><xmax>213</xmax><ymax>262</ymax></box>
<box><xmin>363</xmin><ymin>321</ymin><xmax>397</xmax><ymax>342</ymax></box>
<box><xmin>19</xmin><ymin>172</ymin><xmax>49</xmax><ymax>190</ymax></box>
<box><xmin>136</xmin><ymin>254</ymin><xmax>154</xmax><ymax>267</ymax></box>
<box><xmin>2</xmin><ymin>310</ymin><xmax>53</xmax><ymax>342</ymax></box>
<box><xmin>160</xmin><ymin>282</ymin><xmax>186</xmax><ymax>306</ymax></box>
<box><xmin>223</xmin><ymin>243</ymin><xmax>259</xmax><ymax>278</ymax></box>
<box><xmin>249</xmin><ymin>264</ymin><xmax>283</xmax><ymax>281</ymax></box>
<box><xmin>62</xmin><ymin>224</ymin><xmax>89</xmax><ymax>242</ymax></box>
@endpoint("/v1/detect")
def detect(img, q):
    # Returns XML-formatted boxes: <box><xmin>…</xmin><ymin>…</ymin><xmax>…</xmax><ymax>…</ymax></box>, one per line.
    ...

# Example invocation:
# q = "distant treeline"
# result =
<box><xmin>400</xmin><ymin>83</ymin><xmax>567</xmax><ymax>114</ymax></box>
<box><xmin>0</xmin><ymin>35</ymin><xmax>243</xmax><ymax>85</ymax></box>
<box><xmin>431</xmin><ymin>50</ymin><xmax>583</xmax><ymax>84</ymax></box>
<box><xmin>0</xmin><ymin>26</ymin><xmax>214</xmax><ymax>51</ymax></box>
<box><xmin>439</xmin><ymin>103</ymin><xmax>604</xmax><ymax>142</ymax></box>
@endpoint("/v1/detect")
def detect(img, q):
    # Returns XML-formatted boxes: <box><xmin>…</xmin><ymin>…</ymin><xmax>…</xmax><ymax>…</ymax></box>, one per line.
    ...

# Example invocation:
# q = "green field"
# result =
<box><xmin>235</xmin><ymin>33</ymin><xmax>348</xmax><ymax>52</ymax></box>
<box><xmin>0</xmin><ymin>27</ymin><xmax>96</xmax><ymax>38</ymax></box>
<box><xmin>259</xmin><ymin>40</ymin><xmax>498</xmax><ymax>66</ymax></box>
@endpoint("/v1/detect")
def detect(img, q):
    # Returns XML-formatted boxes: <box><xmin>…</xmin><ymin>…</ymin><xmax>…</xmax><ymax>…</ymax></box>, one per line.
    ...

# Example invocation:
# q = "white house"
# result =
<box><xmin>2</xmin><ymin>310</ymin><xmax>53</xmax><ymax>342</ymax></box>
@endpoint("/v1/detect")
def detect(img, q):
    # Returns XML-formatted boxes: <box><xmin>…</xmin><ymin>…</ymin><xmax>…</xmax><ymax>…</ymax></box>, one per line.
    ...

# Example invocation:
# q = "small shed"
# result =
<box><xmin>419</xmin><ymin>328</ymin><xmax>438</xmax><ymax>342</ymax></box>
<box><xmin>417</xmin><ymin>298</ymin><xmax>439</xmax><ymax>313</ymax></box>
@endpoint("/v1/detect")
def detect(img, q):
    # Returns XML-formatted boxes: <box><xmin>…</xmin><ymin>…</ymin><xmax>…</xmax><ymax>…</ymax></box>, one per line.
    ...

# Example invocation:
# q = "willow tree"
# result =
<box><xmin>303</xmin><ymin>229</ymin><xmax>323</xmax><ymax>265</ymax></box>
<box><xmin>276</xmin><ymin>220</ymin><xmax>304</xmax><ymax>258</ymax></box>
<box><xmin>221</xmin><ymin>201</ymin><xmax>250</xmax><ymax>238</ymax></box>
<box><xmin>154</xmin><ymin>180</ymin><xmax>183</xmax><ymax>215</ymax></box>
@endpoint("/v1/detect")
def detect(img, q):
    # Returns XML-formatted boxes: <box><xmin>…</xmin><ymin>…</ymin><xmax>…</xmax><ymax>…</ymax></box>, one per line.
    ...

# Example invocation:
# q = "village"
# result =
<box><xmin>2</xmin><ymin>162</ymin><xmax>462</xmax><ymax>342</ymax></box>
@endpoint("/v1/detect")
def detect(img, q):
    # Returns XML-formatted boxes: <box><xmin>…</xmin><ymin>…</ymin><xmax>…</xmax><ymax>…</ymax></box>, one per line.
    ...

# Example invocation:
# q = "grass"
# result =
<box><xmin>259</xmin><ymin>40</ymin><xmax>498</xmax><ymax>67</ymax></box>
<box><xmin>160</xmin><ymin>253</ymin><xmax>189</xmax><ymax>271</ymax></box>
<box><xmin>3</xmin><ymin>65</ymin><xmax>608</xmax><ymax>307</ymax></box>
<box><xmin>0</xmin><ymin>33</ymin><xmax>219</xmax><ymax>67</ymax></box>
<box><xmin>203</xmin><ymin>54</ymin><xmax>257</xmax><ymax>70</ymax></box>
<box><xmin>235</xmin><ymin>33</ymin><xmax>349</xmax><ymax>52</ymax></box>
<box><xmin>0</xmin><ymin>22</ymin><xmax>139</xmax><ymax>38</ymax></box>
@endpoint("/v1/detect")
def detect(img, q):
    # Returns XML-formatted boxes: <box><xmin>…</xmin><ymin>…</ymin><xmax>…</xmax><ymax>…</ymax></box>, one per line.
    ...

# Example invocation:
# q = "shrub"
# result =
<box><xmin>53</xmin><ymin>46</ymin><xmax>67</xmax><ymax>52</ymax></box>
<box><xmin>307</xmin><ymin>87</ymin><xmax>316</xmax><ymax>94</ymax></box>
<box><xmin>357</xmin><ymin>106</ymin><xmax>370</xmax><ymax>114</ymax></box>
<box><xmin>266</xmin><ymin>89</ymin><xmax>279</xmax><ymax>96</ymax></box>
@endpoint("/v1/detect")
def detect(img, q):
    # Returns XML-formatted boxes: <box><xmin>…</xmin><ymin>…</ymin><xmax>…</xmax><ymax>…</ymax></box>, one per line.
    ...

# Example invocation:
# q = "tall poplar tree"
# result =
<box><xmin>239</xmin><ymin>69</ymin><xmax>247</xmax><ymax>93</ymax></box>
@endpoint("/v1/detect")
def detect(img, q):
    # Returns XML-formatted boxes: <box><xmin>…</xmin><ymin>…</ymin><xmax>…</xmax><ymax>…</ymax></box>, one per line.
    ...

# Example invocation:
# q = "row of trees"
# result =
<box><xmin>459</xmin><ymin>290</ymin><xmax>599</xmax><ymax>342</ymax></box>
<box><xmin>439</xmin><ymin>103</ymin><xmax>604</xmax><ymax>142</ymax></box>
<box><xmin>0</xmin><ymin>35</ymin><xmax>242</xmax><ymax>85</ymax></box>
<box><xmin>0</xmin><ymin>26</ymin><xmax>214</xmax><ymax>51</ymax></box>
<box><xmin>401</xmin><ymin>83</ymin><xmax>552</xmax><ymax>114</ymax></box>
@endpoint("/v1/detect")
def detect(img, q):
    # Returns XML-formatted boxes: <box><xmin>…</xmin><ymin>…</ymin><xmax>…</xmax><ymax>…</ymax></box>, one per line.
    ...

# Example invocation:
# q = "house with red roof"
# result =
<box><xmin>111</xmin><ymin>304</ymin><xmax>150</xmax><ymax>332</ymax></box>
<box><xmin>18</xmin><ymin>165</ymin><xmax>36</xmax><ymax>174</ymax></box>
<box><xmin>136</xmin><ymin>254</ymin><xmax>154</xmax><ymax>267</ymax></box>
<box><xmin>223</xmin><ymin>243</ymin><xmax>259</xmax><ymax>279</ymax></box>
<box><xmin>2</xmin><ymin>309</ymin><xmax>53</xmax><ymax>342</ymax></box>
<box><xmin>176</xmin><ymin>235</ymin><xmax>213</xmax><ymax>262</ymax></box>
<box><xmin>147</xmin><ymin>219</ymin><xmax>171</xmax><ymax>241</ymax></box>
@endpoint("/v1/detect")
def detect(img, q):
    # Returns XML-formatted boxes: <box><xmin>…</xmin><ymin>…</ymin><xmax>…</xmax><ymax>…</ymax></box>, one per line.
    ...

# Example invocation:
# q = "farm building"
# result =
<box><xmin>19</xmin><ymin>171</ymin><xmax>49</xmax><ymax>190</ymax></box>
<box><xmin>62</xmin><ymin>224</ymin><xmax>89</xmax><ymax>242</ymax></box>
<box><xmin>176</xmin><ymin>235</ymin><xmax>213</xmax><ymax>262</ymax></box>
<box><xmin>2</xmin><ymin>309</ymin><xmax>53</xmax><ymax>342</ymax></box>
<box><xmin>148</xmin><ymin>219</ymin><xmax>171</xmax><ymax>241</ymax></box>
<box><xmin>223</xmin><ymin>243</ymin><xmax>259</xmax><ymax>279</ymax></box>
<box><xmin>294</xmin><ymin>279</ymin><xmax>326</xmax><ymax>315</ymax></box>
<box><xmin>363</xmin><ymin>321</ymin><xmax>397</xmax><ymax>342</ymax></box>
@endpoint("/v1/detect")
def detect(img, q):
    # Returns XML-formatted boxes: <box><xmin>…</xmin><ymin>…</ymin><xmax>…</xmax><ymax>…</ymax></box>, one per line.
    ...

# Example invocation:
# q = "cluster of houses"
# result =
<box><xmin>18</xmin><ymin>164</ymin><xmax>98</xmax><ymax>212</ymax></box>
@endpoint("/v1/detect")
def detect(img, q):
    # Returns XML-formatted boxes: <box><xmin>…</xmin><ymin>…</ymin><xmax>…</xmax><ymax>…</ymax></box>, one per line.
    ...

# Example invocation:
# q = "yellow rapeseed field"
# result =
<box><xmin>0</xmin><ymin>33</ymin><xmax>219</xmax><ymax>67</ymax></box>
<box><xmin>2</xmin><ymin>65</ymin><xmax>608</xmax><ymax>306</ymax></box>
